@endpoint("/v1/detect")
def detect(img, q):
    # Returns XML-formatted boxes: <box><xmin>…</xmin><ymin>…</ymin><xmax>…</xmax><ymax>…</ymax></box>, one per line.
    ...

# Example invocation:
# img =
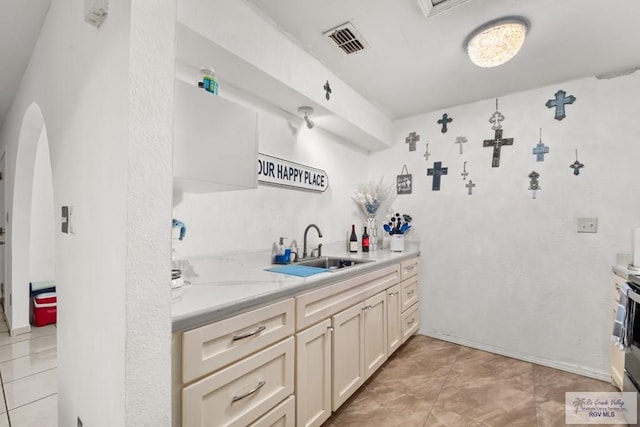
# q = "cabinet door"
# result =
<box><xmin>296</xmin><ymin>320</ymin><xmax>332</xmax><ymax>427</ymax></box>
<box><xmin>386</xmin><ymin>284</ymin><xmax>402</xmax><ymax>356</ymax></box>
<box><xmin>364</xmin><ymin>291</ymin><xmax>388</xmax><ymax>379</ymax></box>
<box><xmin>332</xmin><ymin>303</ymin><xmax>365</xmax><ymax>410</ymax></box>
<box><xmin>173</xmin><ymin>78</ymin><xmax>258</xmax><ymax>193</ymax></box>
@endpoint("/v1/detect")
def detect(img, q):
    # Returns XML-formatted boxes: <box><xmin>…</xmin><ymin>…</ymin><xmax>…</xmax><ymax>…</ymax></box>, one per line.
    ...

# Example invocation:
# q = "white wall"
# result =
<box><xmin>369</xmin><ymin>72</ymin><xmax>640</xmax><ymax>377</ymax></box>
<box><xmin>172</xmin><ymin>102</ymin><xmax>370</xmax><ymax>259</ymax></box>
<box><xmin>28</xmin><ymin>129</ymin><xmax>54</xmax><ymax>284</ymax></box>
<box><xmin>0</xmin><ymin>0</ymin><xmax>174</xmax><ymax>425</ymax></box>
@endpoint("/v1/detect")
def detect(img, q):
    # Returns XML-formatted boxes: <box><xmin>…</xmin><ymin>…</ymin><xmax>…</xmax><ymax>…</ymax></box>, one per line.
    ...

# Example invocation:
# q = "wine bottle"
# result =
<box><xmin>349</xmin><ymin>224</ymin><xmax>358</xmax><ymax>253</ymax></box>
<box><xmin>362</xmin><ymin>226</ymin><xmax>370</xmax><ymax>252</ymax></box>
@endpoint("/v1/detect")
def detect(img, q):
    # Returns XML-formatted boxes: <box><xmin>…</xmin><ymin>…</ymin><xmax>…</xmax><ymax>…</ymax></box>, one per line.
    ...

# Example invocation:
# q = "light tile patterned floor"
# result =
<box><xmin>324</xmin><ymin>335</ymin><xmax>627</xmax><ymax>427</ymax></box>
<box><xmin>0</xmin><ymin>321</ymin><xmax>57</xmax><ymax>427</ymax></box>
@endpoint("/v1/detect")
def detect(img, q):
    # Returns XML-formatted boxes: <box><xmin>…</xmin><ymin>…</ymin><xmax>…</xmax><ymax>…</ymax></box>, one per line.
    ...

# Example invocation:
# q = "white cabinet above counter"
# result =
<box><xmin>173</xmin><ymin>78</ymin><xmax>258</xmax><ymax>193</ymax></box>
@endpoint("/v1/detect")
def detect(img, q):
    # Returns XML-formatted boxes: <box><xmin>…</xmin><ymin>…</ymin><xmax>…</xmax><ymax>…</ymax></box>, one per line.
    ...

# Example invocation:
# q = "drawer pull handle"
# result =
<box><xmin>388</xmin><ymin>291</ymin><xmax>399</xmax><ymax>297</ymax></box>
<box><xmin>407</xmin><ymin>290</ymin><xmax>415</xmax><ymax>296</ymax></box>
<box><xmin>232</xmin><ymin>325</ymin><xmax>267</xmax><ymax>342</ymax></box>
<box><xmin>362</xmin><ymin>305</ymin><xmax>373</xmax><ymax>311</ymax></box>
<box><xmin>405</xmin><ymin>265</ymin><xmax>416</xmax><ymax>271</ymax></box>
<box><xmin>232</xmin><ymin>380</ymin><xmax>266</xmax><ymax>403</ymax></box>
<box><xmin>407</xmin><ymin>318</ymin><xmax>416</xmax><ymax>325</ymax></box>
<box><xmin>327</xmin><ymin>326</ymin><xmax>334</xmax><ymax>332</ymax></box>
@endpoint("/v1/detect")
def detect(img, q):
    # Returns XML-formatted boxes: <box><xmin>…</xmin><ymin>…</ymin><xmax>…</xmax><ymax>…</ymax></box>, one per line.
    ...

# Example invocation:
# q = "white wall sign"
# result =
<box><xmin>258</xmin><ymin>153</ymin><xmax>328</xmax><ymax>192</ymax></box>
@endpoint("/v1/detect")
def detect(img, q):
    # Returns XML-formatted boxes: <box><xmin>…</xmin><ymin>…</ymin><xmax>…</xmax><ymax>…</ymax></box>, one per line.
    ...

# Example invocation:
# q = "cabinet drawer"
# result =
<box><xmin>183</xmin><ymin>299</ymin><xmax>295</xmax><ymax>383</ymax></box>
<box><xmin>401</xmin><ymin>303</ymin><xmax>419</xmax><ymax>344</ymax></box>
<box><xmin>249</xmin><ymin>395</ymin><xmax>295</xmax><ymax>427</ymax></box>
<box><xmin>182</xmin><ymin>337</ymin><xmax>294</xmax><ymax>427</ymax></box>
<box><xmin>400</xmin><ymin>257</ymin><xmax>419</xmax><ymax>281</ymax></box>
<box><xmin>296</xmin><ymin>265</ymin><xmax>400</xmax><ymax>331</ymax></box>
<box><xmin>401</xmin><ymin>276</ymin><xmax>418</xmax><ymax>312</ymax></box>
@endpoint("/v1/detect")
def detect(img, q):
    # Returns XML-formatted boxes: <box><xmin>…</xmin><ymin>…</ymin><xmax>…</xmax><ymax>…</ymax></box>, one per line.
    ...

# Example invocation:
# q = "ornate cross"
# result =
<box><xmin>532</xmin><ymin>128</ymin><xmax>549</xmax><ymax>161</ymax></box>
<box><xmin>528</xmin><ymin>171</ymin><xmax>540</xmax><ymax>199</ymax></box>
<box><xmin>483</xmin><ymin>129</ymin><xmax>514</xmax><ymax>167</ymax></box>
<box><xmin>489</xmin><ymin>99</ymin><xmax>505</xmax><ymax>130</ymax></box>
<box><xmin>405</xmin><ymin>131</ymin><xmax>420</xmax><ymax>152</ymax></box>
<box><xmin>570</xmin><ymin>149</ymin><xmax>584</xmax><ymax>175</ymax></box>
<box><xmin>423</xmin><ymin>143</ymin><xmax>431</xmax><ymax>161</ymax></box>
<box><xmin>461</xmin><ymin>161</ymin><xmax>468</xmax><ymax>180</ymax></box>
<box><xmin>465</xmin><ymin>180</ymin><xmax>476</xmax><ymax>195</ymax></box>
<box><xmin>427</xmin><ymin>161</ymin><xmax>448</xmax><ymax>191</ymax></box>
<box><xmin>454</xmin><ymin>136</ymin><xmax>467</xmax><ymax>155</ymax></box>
<box><xmin>545</xmin><ymin>90</ymin><xmax>576</xmax><ymax>121</ymax></box>
<box><xmin>324</xmin><ymin>81</ymin><xmax>332</xmax><ymax>100</ymax></box>
<box><xmin>437</xmin><ymin>113</ymin><xmax>452</xmax><ymax>133</ymax></box>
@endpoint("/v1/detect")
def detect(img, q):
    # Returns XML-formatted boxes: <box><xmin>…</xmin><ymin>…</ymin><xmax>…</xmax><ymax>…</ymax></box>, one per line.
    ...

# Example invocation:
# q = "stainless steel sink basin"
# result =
<box><xmin>295</xmin><ymin>256</ymin><xmax>373</xmax><ymax>271</ymax></box>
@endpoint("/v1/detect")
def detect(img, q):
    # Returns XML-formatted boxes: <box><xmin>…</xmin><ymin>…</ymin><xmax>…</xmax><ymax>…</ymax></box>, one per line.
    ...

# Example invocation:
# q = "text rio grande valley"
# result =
<box><xmin>258</xmin><ymin>159</ymin><xmax>326</xmax><ymax>188</ymax></box>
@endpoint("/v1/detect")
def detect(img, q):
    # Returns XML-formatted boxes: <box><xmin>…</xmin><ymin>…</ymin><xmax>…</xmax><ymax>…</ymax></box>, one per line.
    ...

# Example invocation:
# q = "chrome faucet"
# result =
<box><xmin>303</xmin><ymin>224</ymin><xmax>323</xmax><ymax>259</ymax></box>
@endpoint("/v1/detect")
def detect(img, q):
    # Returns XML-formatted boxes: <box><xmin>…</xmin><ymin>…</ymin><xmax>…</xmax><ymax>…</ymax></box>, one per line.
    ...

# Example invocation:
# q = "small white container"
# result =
<box><xmin>390</xmin><ymin>234</ymin><xmax>405</xmax><ymax>252</ymax></box>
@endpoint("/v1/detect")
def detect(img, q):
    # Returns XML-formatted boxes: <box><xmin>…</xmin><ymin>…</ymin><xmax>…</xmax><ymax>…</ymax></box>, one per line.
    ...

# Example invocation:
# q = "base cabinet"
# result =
<box><xmin>386</xmin><ymin>284</ymin><xmax>402</xmax><ymax>355</ymax></box>
<box><xmin>363</xmin><ymin>291</ymin><xmax>388</xmax><ymax>378</ymax></box>
<box><xmin>295</xmin><ymin>320</ymin><xmax>332</xmax><ymax>427</ymax></box>
<box><xmin>332</xmin><ymin>301</ymin><xmax>366</xmax><ymax>410</ymax></box>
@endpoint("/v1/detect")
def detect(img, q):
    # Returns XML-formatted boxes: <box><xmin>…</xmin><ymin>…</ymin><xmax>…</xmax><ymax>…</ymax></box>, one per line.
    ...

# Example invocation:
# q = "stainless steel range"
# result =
<box><xmin>623</xmin><ymin>275</ymin><xmax>640</xmax><ymax>425</ymax></box>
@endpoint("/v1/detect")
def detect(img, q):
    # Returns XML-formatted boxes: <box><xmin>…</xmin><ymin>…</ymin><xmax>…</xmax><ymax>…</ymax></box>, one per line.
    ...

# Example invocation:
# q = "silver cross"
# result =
<box><xmin>528</xmin><ymin>171</ymin><xmax>540</xmax><ymax>199</ymax></box>
<box><xmin>465</xmin><ymin>179</ymin><xmax>475</xmax><ymax>195</ymax></box>
<box><xmin>461</xmin><ymin>161</ymin><xmax>468</xmax><ymax>180</ymax></box>
<box><xmin>423</xmin><ymin>143</ymin><xmax>431</xmax><ymax>161</ymax></box>
<box><xmin>454</xmin><ymin>136</ymin><xmax>467</xmax><ymax>155</ymax></box>
<box><xmin>489</xmin><ymin>98</ymin><xmax>505</xmax><ymax>130</ymax></box>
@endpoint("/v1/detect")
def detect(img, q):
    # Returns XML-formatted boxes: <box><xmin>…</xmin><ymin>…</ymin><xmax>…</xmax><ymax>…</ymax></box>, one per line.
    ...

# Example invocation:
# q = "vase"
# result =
<box><xmin>367</xmin><ymin>215</ymin><xmax>378</xmax><ymax>251</ymax></box>
<box><xmin>390</xmin><ymin>234</ymin><xmax>405</xmax><ymax>252</ymax></box>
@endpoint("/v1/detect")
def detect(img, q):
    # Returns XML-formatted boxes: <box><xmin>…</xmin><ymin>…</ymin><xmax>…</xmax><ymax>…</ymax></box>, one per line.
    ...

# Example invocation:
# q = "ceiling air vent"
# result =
<box><xmin>323</xmin><ymin>22</ymin><xmax>368</xmax><ymax>55</ymax></box>
<box><xmin>417</xmin><ymin>0</ymin><xmax>472</xmax><ymax>18</ymax></box>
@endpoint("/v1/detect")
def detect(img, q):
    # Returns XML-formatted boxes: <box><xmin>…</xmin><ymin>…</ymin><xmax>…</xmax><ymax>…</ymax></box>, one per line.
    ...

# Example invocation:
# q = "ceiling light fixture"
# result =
<box><xmin>465</xmin><ymin>17</ymin><xmax>529</xmax><ymax>68</ymax></box>
<box><xmin>298</xmin><ymin>106</ymin><xmax>315</xmax><ymax>129</ymax></box>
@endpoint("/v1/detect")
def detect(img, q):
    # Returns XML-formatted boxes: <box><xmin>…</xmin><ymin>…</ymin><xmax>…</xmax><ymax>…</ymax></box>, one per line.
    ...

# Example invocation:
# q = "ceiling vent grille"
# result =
<box><xmin>417</xmin><ymin>0</ymin><xmax>472</xmax><ymax>18</ymax></box>
<box><xmin>323</xmin><ymin>22</ymin><xmax>368</xmax><ymax>55</ymax></box>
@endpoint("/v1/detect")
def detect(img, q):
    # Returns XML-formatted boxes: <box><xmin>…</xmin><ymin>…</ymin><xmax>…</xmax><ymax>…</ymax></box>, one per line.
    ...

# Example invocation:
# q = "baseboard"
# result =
<box><xmin>10</xmin><ymin>324</ymin><xmax>31</xmax><ymax>337</ymax></box>
<box><xmin>422</xmin><ymin>329</ymin><xmax>610</xmax><ymax>382</ymax></box>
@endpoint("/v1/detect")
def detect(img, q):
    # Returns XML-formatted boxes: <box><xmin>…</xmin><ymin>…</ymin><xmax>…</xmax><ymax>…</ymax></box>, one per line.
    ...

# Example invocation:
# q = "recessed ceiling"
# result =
<box><xmin>0</xmin><ymin>0</ymin><xmax>51</xmax><ymax>129</ymax></box>
<box><xmin>244</xmin><ymin>0</ymin><xmax>640</xmax><ymax>119</ymax></box>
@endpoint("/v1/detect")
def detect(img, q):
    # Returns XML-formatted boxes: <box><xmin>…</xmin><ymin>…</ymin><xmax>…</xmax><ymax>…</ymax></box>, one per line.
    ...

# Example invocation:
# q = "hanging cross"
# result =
<box><xmin>528</xmin><ymin>171</ymin><xmax>540</xmax><ymax>199</ymax></box>
<box><xmin>461</xmin><ymin>161</ymin><xmax>468</xmax><ymax>180</ymax></box>
<box><xmin>437</xmin><ymin>113</ymin><xmax>452</xmax><ymax>133</ymax></box>
<box><xmin>423</xmin><ymin>143</ymin><xmax>431</xmax><ymax>161</ymax></box>
<box><xmin>427</xmin><ymin>161</ymin><xmax>448</xmax><ymax>191</ymax></box>
<box><xmin>532</xmin><ymin>128</ymin><xmax>549</xmax><ymax>161</ymax></box>
<box><xmin>405</xmin><ymin>131</ymin><xmax>420</xmax><ymax>152</ymax></box>
<box><xmin>545</xmin><ymin>90</ymin><xmax>576</xmax><ymax>121</ymax></box>
<box><xmin>324</xmin><ymin>81</ymin><xmax>332</xmax><ymax>100</ymax></box>
<box><xmin>465</xmin><ymin>180</ymin><xmax>476</xmax><ymax>195</ymax></box>
<box><xmin>570</xmin><ymin>149</ymin><xmax>584</xmax><ymax>175</ymax></box>
<box><xmin>489</xmin><ymin>99</ymin><xmax>505</xmax><ymax>130</ymax></box>
<box><xmin>483</xmin><ymin>129</ymin><xmax>514</xmax><ymax>167</ymax></box>
<box><xmin>454</xmin><ymin>136</ymin><xmax>467</xmax><ymax>155</ymax></box>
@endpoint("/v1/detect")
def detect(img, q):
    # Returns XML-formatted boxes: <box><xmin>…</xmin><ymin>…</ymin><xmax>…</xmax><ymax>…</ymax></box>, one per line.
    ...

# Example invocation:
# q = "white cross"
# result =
<box><xmin>465</xmin><ymin>180</ymin><xmax>476</xmax><ymax>195</ymax></box>
<box><xmin>454</xmin><ymin>136</ymin><xmax>467</xmax><ymax>155</ymax></box>
<box><xmin>423</xmin><ymin>143</ymin><xmax>431</xmax><ymax>161</ymax></box>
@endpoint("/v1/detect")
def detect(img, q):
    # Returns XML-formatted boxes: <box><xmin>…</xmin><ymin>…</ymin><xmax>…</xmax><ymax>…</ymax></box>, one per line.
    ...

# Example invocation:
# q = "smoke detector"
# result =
<box><xmin>323</xmin><ymin>22</ymin><xmax>369</xmax><ymax>55</ymax></box>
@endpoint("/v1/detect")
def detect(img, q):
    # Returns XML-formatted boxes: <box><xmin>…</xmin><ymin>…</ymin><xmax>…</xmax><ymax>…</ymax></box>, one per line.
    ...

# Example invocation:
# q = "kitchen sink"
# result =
<box><xmin>295</xmin><ymin>256</ymin><xmax>374</xmax><ymax>271</ymax></box>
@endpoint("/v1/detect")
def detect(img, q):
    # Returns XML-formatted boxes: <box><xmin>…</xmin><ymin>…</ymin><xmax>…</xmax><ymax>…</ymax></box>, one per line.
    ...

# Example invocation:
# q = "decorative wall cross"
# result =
<box><xmin>532</xmin><ymin>128</ymin><xmax>549</xmax><ymax>161</ymax></box>
<box><xmin>465</xmin><ymin>180</ymin><xmax>476</xmax><ymax>195</ymax></box>
<box><xmin>324</xmin><ymin>81</ymin><xmax>332</xmax><ymax>100</ymax></box>
<box><xmin>489</xmin><ymin>99</ymin><xmax>505</xmax><ymax>130</ymax></box>
<box><xmin>461</xmin><ymin>161</ymin><xmax>468</xmax><ymax>180</ymax></box>
<box><xmin>545</xmin><ymin>90</ymin><xmax>576</xmax><ymax>121</ymax></box>
<box><xmin>423</xmin><ymin>143</ymin><xmax>431</xmax><ymax>161</ymax></box>
<box><xmin>437</xmin><ymin>113</ymin><xmax>452</xmax><ymax>133</ymax></box>
<box><xmin>528</xmin><ymin>171</ymin><xmax>540</xmax><ymax>199</ymax></box>
<box><xmin>405</xmin><ymin>131</ymin><xmax>420</xmax><ymax>152</ymax></box>
<box><xmin>483</xmin><ymin>129</ymin><xmax>514</xmax><ymax>167</ymax></box>
<box><xmin>427</xmin><ymin>161</ymin><xmax>448</xmax><ymax>191</ymax></box>
<box><xmin>570</xmin><ymin>149</ymin><xmax>584</xmax><ymax>175</ymax></box>
<box><xmin>454</xmin><ymin>136</ymin><xmax>467</xmax><ymax>155</ymax></box>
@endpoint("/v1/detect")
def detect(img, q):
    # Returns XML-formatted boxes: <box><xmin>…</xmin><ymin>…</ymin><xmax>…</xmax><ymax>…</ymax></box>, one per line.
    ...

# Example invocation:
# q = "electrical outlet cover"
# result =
<box><xmin>577</xmin><ymin>217</ymin><xmax>598</xmax><ymax>233</ymax></box>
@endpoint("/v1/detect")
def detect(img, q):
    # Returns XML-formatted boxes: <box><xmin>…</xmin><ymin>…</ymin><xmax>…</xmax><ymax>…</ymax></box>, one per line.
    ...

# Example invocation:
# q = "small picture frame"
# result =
<box><xmin>397</xmin><ymin>165</ymin><xmax>412</xmax><ymax>195</ymax></box>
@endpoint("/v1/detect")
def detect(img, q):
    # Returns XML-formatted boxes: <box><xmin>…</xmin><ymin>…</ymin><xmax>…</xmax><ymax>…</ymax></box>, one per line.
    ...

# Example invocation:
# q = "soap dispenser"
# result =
<box><xmin>274</xmin><ymin>237</ymin><xmax>291</xmax><ymax>264</ymax></box>
<box><xmin>277</xmin><ymin>237</ymin><xmax>286</xmax><ymax>256</ymax></box>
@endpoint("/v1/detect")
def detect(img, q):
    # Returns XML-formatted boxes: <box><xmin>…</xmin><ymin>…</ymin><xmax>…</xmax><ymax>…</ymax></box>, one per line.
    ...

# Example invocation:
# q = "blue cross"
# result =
<box><xmin>532</xmin><ymin>142</ymin><xmax>549</xmax><ymax>162</ymax></box>
<box><xmin>427</xmin><ymin>161</ymin><xmax>448</xmax><ymax>191</ymax></box>
<box><xmin>437</xmin><ymin>113</ymin><xmax>452</xmax><ymax>133</ymax></box>
<box><xmin>545</xmin><ymin>90</ymin><xmax>576</xmax><ymax>121</ymax></box>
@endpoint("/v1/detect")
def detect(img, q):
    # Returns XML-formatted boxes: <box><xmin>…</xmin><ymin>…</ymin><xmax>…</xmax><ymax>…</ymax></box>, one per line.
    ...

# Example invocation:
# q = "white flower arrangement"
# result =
<box><xmin>351</xmin><ymin>177</ymin><xmax>395</xmax><ymax>216</ymax></box>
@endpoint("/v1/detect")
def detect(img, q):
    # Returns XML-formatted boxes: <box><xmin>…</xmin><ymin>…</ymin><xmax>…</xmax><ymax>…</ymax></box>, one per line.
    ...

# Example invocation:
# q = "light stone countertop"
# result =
<box><xmin>612</xmin><ymin>253</ymin><xmax>640</xmax><ymax>280</ymax></box>
<box><xmin>171</xmin><ymin>242</ymin><xmax>420</xmax><ymax>332</ymax></box>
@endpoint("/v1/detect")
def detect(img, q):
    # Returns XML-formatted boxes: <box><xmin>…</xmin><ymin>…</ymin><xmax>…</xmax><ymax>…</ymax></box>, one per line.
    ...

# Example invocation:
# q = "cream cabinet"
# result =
<box><xmin>249</xmin><ymin>395</ymin><xmax>295</xmax><ymax>427</ymax></box>
<box><xmin>332</xmin><ymin>301</ymin><xmax>366</xmax><ymax>409</ymax></box>
<box><xmin>173</xmin><ymin>78</ymin><xmax>258</xmax><ymax>193</ymax></box>
<box><xmin>295</xmin><ymin>319</ymin><xmax>332</xmax><ymax>427</ymax></box>
<box><xmin>386</xmin><ymin>284</ymin><xmax>402</xmax><ymax>355</ymax></box>
<box><xmin>611</xmin><ymin>273</ymin><xmax>626</xmax><ymax>390</ymax></box>
<box><xmin>363</xmin><ymin>291</ymin><xmax>388</xmax><ymax>378</ymax></box>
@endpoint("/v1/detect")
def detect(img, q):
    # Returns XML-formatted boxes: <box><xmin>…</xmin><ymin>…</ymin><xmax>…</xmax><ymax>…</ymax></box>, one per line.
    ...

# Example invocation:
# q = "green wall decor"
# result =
<box><xmin>438</xmin><ymin>113</ymin><xmax>453</xmax><ymax>133</ymax></box>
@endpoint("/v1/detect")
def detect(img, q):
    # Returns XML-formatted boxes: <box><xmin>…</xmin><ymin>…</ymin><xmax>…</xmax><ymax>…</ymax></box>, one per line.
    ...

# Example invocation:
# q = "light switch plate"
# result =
<box><xmin>577</xmin><ymin>217</ymin><xmax>598</xmax><ymax>233</ymax></box>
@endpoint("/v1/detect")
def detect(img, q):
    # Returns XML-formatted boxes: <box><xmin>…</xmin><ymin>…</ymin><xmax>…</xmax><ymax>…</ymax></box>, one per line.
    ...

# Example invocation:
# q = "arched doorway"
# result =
<box><xmin>8</xmin><ymin>103</ymin><xmax>55</xmax><ymax>333</ymax></box>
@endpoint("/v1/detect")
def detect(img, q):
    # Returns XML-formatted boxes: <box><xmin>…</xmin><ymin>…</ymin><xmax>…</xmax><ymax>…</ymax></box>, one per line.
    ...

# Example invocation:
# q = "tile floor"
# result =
<box><xmin>325</xmin><ymin>335</ymin><xmax>627</xmax><ymax>427</ymax></box>
<box><xmin>0</xmin><ymin>321</ymin><xmax>57</xmax><ymax>427</ymax></box>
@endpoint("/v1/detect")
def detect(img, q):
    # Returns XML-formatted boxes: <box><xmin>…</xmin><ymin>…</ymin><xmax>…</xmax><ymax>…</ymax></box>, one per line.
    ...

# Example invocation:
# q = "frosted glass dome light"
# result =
<box><xmin>466</xmin><ymin>18</ymin><xmax>528</xmax><ymax>68</ymax></box>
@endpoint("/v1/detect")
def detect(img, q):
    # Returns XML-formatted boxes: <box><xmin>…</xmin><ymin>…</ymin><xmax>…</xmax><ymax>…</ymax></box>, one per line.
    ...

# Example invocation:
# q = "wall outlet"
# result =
<box><xmin>577</xmin><ymin>217</ymin><xmax>598</xmax><ymax>233</ymax></box>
